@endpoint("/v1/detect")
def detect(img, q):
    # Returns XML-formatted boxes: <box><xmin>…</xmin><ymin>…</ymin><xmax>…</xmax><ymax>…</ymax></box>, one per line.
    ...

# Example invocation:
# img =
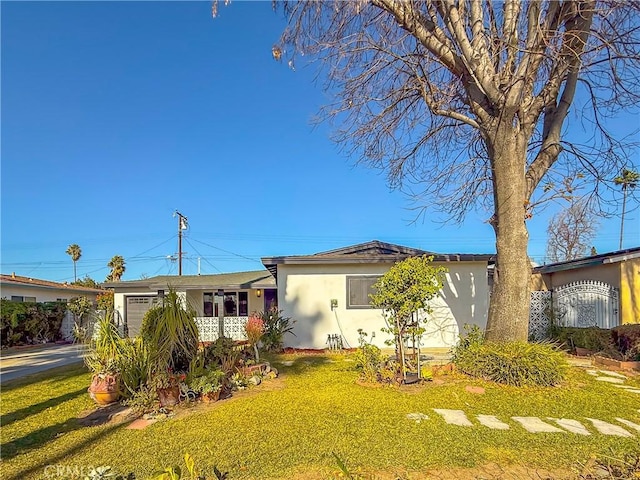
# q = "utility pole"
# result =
<box><xmin>174</xmin><ymin>211</ymin><xmax>188</xmax><ymax>275</ymax></box>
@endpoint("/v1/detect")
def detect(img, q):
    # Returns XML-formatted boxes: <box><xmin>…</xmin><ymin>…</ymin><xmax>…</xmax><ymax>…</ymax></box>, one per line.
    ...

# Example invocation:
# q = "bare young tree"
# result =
<box><xmin>215</xmin><ymin>1</ymin><xmax>640</xmax><ymax>341</ymax></box>
<box><xmin>546</xmin><ymin>200</ymin><xmax>599</xmax><ymax>263</ymax></box>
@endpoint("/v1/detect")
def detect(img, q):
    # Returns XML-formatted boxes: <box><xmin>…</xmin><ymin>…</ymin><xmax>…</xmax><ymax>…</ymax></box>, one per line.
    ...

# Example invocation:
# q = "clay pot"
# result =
<box><xmin>201</xmin><ymin>390</ymin><xmax>221</xmax><ymax>403</ymax></box>
<box><xmin>157</xmin><ymin>386</ymin><xmax>180</xmax><ymax>406</ymax></box>
<box><xmin>88</xmin><ymin>374</ymin><xmax>121</xmax><ymax>405</ymax></box>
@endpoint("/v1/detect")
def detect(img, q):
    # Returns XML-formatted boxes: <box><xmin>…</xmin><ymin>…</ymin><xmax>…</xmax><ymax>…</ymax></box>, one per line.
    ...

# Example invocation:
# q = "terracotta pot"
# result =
<box><xmin>88</xmin><ymin>374</ymin><xmax>121</xmax><ymax>405</ymax></box>
<box><xmin>157</xmin><ymin>386</ymin><xmax>180</xmax><ymax>406</ymax></box>
<box><xmin>201</xmin><ymin>390</ymin><xmax>221</xmax><ymax>403</ymax></box>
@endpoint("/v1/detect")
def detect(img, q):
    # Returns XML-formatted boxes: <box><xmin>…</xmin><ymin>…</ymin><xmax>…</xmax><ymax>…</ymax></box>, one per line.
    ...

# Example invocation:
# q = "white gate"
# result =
<box><xmin>553</xmin><ymin>280</ymin><xmax>619</xmax><ymax>328</ymax></box>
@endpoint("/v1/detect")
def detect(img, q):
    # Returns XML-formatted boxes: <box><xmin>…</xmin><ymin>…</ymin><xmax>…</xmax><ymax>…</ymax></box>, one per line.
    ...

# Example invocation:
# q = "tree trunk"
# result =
<box><xmin>485</xmin><ymin>124</ymin><xmax>531</xmax><ymax>342</ymax></box>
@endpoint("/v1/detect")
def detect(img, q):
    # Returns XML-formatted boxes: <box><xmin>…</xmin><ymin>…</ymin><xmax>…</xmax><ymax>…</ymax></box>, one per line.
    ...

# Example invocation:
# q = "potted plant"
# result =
<box><xmin>85</xmin><ymin>312</ymin><xmax>123</xmax><ymax>405</ymax></box>
<box><xmin>190</xmin><ymin>367</ymin><xmax>225</xmax><ymax>402</ymax></box>
<box><xmin>151</xmin><ymin>370</ymin><xmax>184</xmax><ymax>407</ymax></box>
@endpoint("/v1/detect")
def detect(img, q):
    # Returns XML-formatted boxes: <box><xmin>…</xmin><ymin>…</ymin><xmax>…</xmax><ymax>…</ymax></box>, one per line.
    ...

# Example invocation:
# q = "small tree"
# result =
<box><xmin>370</xmin><ymin>255</ymin><xmax>447</xmax><ymax>380</ymax></box>
<box><xmin>68</xmin><ymin>295</ymin><xmax>95</xmax><ymax>342</ymax></box>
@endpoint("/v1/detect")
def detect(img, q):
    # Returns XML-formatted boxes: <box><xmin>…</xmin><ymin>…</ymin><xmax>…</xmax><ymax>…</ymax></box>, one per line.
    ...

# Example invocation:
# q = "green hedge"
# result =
<box><xmin>0</xmin><ymin>299</ymin><xmax>66</xmax><ymax>347</ymax></box>
<box><xmin>547</xmin><ymin>325</ymin><xmax>612</xmax><ymax>352</ymax></box>
<box><xmin>548</xmin><ymin>324</ymin><xmax>640</xmax><ymax>360</ymax></box>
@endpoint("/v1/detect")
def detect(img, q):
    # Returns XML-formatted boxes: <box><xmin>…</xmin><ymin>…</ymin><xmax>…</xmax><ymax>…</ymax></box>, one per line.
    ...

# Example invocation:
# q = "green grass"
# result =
<box><xmin>1</xmin><ymin>354</ymin><xmax>639</xmax><ymax>479</ymax></box>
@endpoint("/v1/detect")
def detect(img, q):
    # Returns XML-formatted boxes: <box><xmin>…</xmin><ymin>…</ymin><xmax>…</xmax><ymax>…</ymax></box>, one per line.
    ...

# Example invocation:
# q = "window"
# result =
<box><xmin>203</xmin><ymin>292</ymin><xmax>219</xmax><ymax>317</ymax></box>
<box><xmin>238</xmin><ymin>292</ymin><xmax>248</xmax><ymax>316</ymax></box>
<box><xmin>10</xmin><ymin>296</ymin><xmax>36</xmax><ymax>302</ymax></box>
<box><xmin>224</xmin><ymin>293</ymin><xmax>237</xmax><ymax>316</ymax></box>
<box><xmin>57</xmin><ymin>298</ymin><xmax>68</xmax><ymax>303</ymax></box>
<box><xmin>346</xmin><ymin>275</ymin><xmax>381</xmax><ymax>309</ymax></box>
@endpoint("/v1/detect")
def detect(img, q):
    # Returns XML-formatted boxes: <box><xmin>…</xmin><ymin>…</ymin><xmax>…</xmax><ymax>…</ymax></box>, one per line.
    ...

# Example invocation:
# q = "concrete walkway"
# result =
<box><xmin>0</xmin><ymin>343</ymin><xmax>86</xmax><ymax>384</ymax></box>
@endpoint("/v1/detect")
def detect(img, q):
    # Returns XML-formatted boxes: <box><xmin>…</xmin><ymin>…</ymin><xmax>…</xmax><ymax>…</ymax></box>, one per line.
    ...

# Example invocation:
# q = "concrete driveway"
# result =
<box><xmin>0</xmin><ymin>344</ymin><xmax>87</xmax><ymax>384</ymax></box>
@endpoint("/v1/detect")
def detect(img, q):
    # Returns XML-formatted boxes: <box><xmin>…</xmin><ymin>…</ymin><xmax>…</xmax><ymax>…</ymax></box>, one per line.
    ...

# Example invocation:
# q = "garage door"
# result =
<box><xmin>126</xmin><ymin>296</ymin><xmax>158</xmax><ymax>337</ymax></box>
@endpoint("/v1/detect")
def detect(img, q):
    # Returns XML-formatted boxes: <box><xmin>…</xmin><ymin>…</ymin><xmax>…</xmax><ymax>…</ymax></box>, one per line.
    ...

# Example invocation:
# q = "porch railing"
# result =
<box><xmin>194</xmin><ymin>316</ymin><xmax>249</xmax><ymax>342</ymax></box>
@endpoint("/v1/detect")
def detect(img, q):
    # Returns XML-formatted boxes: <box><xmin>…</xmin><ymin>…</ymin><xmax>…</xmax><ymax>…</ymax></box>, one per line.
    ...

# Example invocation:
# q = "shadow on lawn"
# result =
<box><xmin>272</xmin><ymin>354</ymin><xmax>334</xmax><ymax>376</ymax></box>
<box><xmin>5</xmin><ymin>422</ymin><xmax>128</xmax><ymax>480</ymax></box>
<box><xmin>0</xmin><ymin>364</ymin><xmax>89</xmax><ymax>394</ymax></box>
<box><xmin>0</xmin><ymin>387</ymin><xmax>87</xmax><ymax>428</ymax></box>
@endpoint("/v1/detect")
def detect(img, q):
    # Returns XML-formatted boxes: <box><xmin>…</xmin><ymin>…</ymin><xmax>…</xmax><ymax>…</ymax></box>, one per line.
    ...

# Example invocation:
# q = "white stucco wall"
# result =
<box><xmin>277</xmin><ymin>262</ymin><xmax>489</xmax><ymax>349</ymax></box>
<box><xmin>0</xmin><ymin>284</ymin><xmax>98</xmax><ymax>303</ymax></box>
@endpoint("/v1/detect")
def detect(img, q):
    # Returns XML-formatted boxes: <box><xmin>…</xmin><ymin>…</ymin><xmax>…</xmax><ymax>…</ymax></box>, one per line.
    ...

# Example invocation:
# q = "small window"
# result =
<box><xmin>11</xmin><ymin>296</ymin><xmax>24</xmax><ymax>302</ymax></box>
<box><xmin>57</xmin><ymin>298</ymin><xmax>68</xmax><ymax>302</ymax></box>
<box><xmin>346</xmin><ymin>275</ymin><xmax>381</xmax><ymax>309</ymax></box>
<box><xmin>24</xmin><ymin>296</ymin><xmax>36</xmax><ymax>302</ymax></box>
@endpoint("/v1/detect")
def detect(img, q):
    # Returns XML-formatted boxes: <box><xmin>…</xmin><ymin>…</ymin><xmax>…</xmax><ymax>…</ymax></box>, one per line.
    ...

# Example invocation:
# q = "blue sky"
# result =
<box><xmin>2</xmin><ymin>1</ymin><xmax>638</xmax><ymax>283</ymax></box>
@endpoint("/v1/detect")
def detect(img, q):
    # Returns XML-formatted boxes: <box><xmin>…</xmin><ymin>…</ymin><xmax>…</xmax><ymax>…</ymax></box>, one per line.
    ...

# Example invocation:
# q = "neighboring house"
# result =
<box><xmin>104</xmin><ymin>270</ymin><xmax>277</xmax><ymax>339</ymax></box>
<box><xmin>261</xmin><ymin>240</ymin><xmax>493</xmax><ymax>350</ymax></box>
<box><xmin>530</xmin><ymin>247</ymin><xmax>640</xmax><ymax>330</ymax></box>
<box><xmin>1</xmin><ymin>273</ymin><xmax>106</xmax><ymax>341</ymax></box>
<box><xmin>0</xmin><ymin>273</ymin><xmax>104</xmax><ymax>303</ymax></box>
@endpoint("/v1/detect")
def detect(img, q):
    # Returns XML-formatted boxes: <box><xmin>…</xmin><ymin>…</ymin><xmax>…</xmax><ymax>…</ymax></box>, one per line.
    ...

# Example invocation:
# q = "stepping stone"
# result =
<box><xmin>549</xmin><ymin>418</ymin><xmax>591</xmax><ymax>435</ymax></box>
<box><xmin>512</xmin><ymin>417</ymin><xmax>565</xmax><ymax>433</ymax></box>
<box><xmin>465</xmin><ymin>386</ymin><xmax>485</xmax><ymax>394</ymax></box>
<box><xmin>595</xmin><ymin>376</ymin><xmax>625</xmax><ymax>384</ymax></box>
<box><xmin>586</xmin><ymin>418</ymin><xmax>634</xmax><ymax>437</ymax></box>
<box><xmin>586</xmin><ymin>370</ymin><xmax>599</xmax><ymax>376</ymax></box>
<box><xmin>406</xmin><ymin>413</ymin><xmax>429</xmax><ymax>423</ymax></box>
<box><xmin>476</xmin><ymin>415</ymin><xmax>510</xmax><ymax>430</ymax></box>
<box><xmin>598</xmin><ymin>370</ymin><xmax>628</xmax><ymax>379</ymax></box>
<box><xmin>615</xmin><ymin>418</ymin><xmax>640</xmax><ymax>432</ymax></box>
<box><xmin>613</xmin><ymin>385</ymin><xmax>640</xmax><ymax>393</ymax></box>
<box><xmin>126</xmin><ymin>418</ymin><xmax>157</xmax><ymax>430</ymax></box>
<box><xmin>433</xmin><ymin>409</ymin><xmax>474</xmax><ymax>427</ymax></box>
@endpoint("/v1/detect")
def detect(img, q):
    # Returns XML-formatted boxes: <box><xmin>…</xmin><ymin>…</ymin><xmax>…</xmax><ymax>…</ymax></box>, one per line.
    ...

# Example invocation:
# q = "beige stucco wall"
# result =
<box><xmin>533</xmin><ymin>263</ymin><xmax>620</xmax><ymax>291</ymax></box>
<box><xmin>277</xmin><ymin>262</ymin><xmax>489</xmax><ymax>349</ymax></box>
<box><xmin>620</xmin><ymin>257</ymin><xmax>640</xmax><ymax>324</ymax></box>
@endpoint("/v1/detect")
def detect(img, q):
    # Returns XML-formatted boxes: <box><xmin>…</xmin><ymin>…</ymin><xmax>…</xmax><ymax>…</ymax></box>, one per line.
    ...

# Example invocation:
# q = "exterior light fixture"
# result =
<box><xmin>255</xmin><ymin>289</ymin><xmax>262</xmax><ymax>298</ymax></box>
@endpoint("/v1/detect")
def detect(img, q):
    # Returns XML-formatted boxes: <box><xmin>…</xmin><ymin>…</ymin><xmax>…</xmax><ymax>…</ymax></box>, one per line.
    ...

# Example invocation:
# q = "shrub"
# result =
<box><xmin>0</xmin><ymin>299</ymin><xmax>66</xmax><ymax>347</ymax></box>
<box><xmin>259</xmin><ymin>308</ymin><xmax>295</xmax><ymax>352</ymax></box>
<box><xmin>453</xmin><ymin>331</ymin><xmax>568</xmax><ymax>386</ymax></box>
<box><xmin>353</xmin><ymin>343</ymin><xmax>383</xmax><ymax>383</ymax></box>
<box><xmin>611</xmin><ymin>324</ymin><xmax>640</xmax><ymax>361</ymax></box>
<box><xmin>547</xmin><ymin>325</ymin><xmax>611</xmax><ymax>353</ymax></box>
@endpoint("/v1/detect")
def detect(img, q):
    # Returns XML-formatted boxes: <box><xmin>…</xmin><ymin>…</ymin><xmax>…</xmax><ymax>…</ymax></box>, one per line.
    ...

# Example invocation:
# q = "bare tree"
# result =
<box><xmin>546</xmin><ymin>200</ymin><xmax>599</xmax><ymax>263</ymax></box>
<box><xmin>215</xmin><ymin>1</ymin><xmax>640</xmax><ymax>341</ymax></box>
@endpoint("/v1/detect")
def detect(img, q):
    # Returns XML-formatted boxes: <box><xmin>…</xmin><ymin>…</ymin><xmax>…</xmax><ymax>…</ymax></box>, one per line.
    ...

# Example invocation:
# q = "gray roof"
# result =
<box><xmin>103</xmin><ymin>270</ymin><xmax>275</xmax><ymax>291</ymax></box>
<box><xmin>261</xmin><ymin>240</ymin><xmax>493</xmax><ymax>277</ymax></box>
<box><xmin>533</xmin><ymin>246</ymin><xmax>640</xmax><ymax>274</ymax></box>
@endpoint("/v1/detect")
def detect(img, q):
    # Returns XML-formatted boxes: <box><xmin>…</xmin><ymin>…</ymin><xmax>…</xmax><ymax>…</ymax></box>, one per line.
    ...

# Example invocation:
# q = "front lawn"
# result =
<box><xmin>1</xmin><ymin>354</ymin><xmax>639</xmax><ymax>479</ymax></box>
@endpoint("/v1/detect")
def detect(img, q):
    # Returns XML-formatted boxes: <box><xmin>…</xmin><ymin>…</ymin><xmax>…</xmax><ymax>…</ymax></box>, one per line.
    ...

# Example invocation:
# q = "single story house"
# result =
<box><xmin>261</xmin><ymin>240</ymin><xmax>493</xmax><ymax>349</ymax></box>
<box><xmin>104</xmin><ymin>270</ymin><xmax>276</xmax><ymax>339</ymax></box>
<box><xmin>0</xmin><ymin>273</ymin><xmax>104</xmax><ymax>304</ymax></box>
<box><xmin>531</xmin><ymin>246</ymin><xmax>640</xmax><ymax>328</ymax></box>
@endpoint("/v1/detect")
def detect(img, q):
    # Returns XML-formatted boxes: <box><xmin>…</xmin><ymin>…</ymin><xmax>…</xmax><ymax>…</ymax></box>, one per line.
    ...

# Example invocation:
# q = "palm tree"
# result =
<box><xmin>614</xmin><ymin>168</ymin><xmax>640</xmax><ymax>249</ymax></box>
<box><xmin>106</xmin><ymin>255</ymin><xmax>126</xmax><ymax>282</ymax></box>
<box><xmin>65</xmin><ymin>244</ymin><xmax>82</xmax><ymax>281</ymax></box>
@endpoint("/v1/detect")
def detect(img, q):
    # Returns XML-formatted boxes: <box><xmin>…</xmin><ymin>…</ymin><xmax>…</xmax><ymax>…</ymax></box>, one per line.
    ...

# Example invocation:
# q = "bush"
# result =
<box><xmin>453</xmin><ymin>327</ymin><xmax>568</xmax><ymax>386</ymax></box>
<box><xmin>258</xmin><ymin>308</ymin><xmax>295</xmax><ymax>352</ymax></box>
<box><xmin>547</xmin><ymin>325</ymin><xmax>612</xmax><ymax>353</ymax></box>
<box><xmin>611</xmin><ymin>324</ymin><xmax>640</xmax><ymax>361</ymax></box>
<box><xmin>0</xmin><ymin>299</ymin><xmax>66</xmax><ymax>347</ymax></box>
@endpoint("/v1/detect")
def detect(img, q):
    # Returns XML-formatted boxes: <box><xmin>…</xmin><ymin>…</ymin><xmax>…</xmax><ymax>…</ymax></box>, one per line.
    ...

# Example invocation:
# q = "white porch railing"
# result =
<box><xmin>194</xmin><ymin>316</ymin><xmax>249</xmax><ymax>342</ymax></box>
